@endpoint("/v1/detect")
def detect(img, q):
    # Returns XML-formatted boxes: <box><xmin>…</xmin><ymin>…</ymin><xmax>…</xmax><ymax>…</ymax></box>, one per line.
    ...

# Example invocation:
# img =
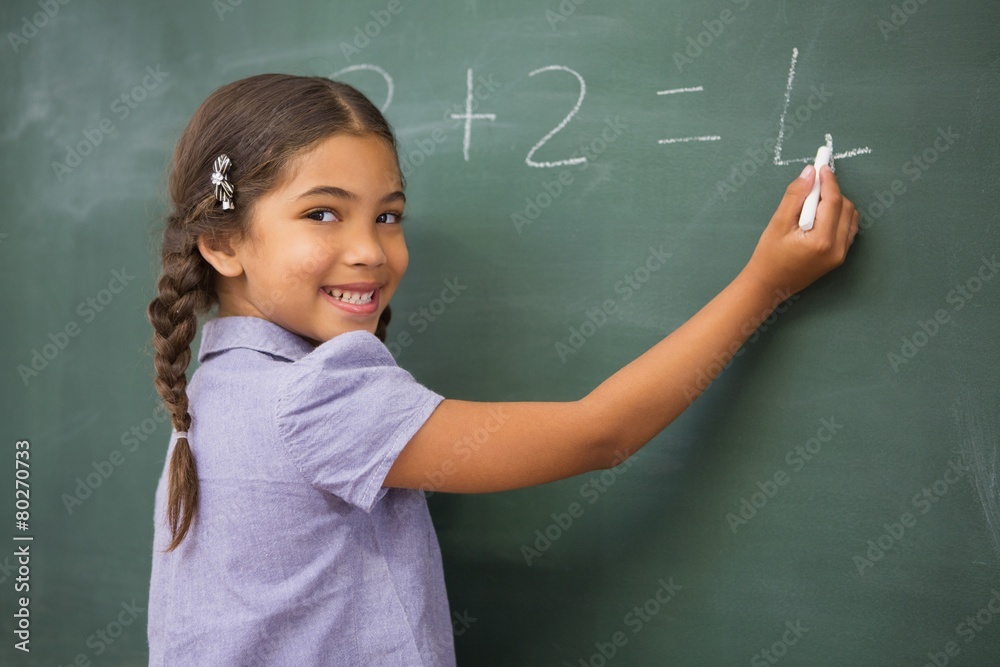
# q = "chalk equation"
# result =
<box><xmin>331</xmin><ymin>48</ymin><xmax>871</xmax><ymax>171</ymax></box>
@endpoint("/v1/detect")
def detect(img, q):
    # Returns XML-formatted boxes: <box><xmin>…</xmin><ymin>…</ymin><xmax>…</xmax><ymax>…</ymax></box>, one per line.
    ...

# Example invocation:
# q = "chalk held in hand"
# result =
<box><xmin>798</xmin><ymin>145</ymin><xmax>834</xmax><ymax>231</ymax></box>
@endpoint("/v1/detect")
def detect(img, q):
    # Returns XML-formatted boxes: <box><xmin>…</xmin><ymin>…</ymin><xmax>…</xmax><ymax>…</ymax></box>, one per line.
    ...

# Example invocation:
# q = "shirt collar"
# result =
<box><xmin>197</xmin><ymin>316</ymin><xmax>317</xmax><ymax>363</ymax></box>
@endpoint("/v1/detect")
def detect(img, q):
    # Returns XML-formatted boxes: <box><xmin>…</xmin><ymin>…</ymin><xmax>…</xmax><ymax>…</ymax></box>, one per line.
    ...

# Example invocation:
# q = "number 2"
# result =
<box><xmin>525</xmin><ymin>65</ymin><xmax>588</xmax><ymax>168</ymax></box>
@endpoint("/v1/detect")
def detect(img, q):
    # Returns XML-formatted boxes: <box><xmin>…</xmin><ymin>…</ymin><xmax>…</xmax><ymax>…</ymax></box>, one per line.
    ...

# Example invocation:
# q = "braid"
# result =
<box><xmin>147</xmin><ymin>229</ymin><xmax>212</xmax><ymax>553</ymax></box>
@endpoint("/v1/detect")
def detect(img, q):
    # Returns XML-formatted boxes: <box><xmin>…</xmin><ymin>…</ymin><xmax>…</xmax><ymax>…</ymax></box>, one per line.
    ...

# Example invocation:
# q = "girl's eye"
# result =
<box><xmin>306</xmin><ymin>209</ymin><xmax>338</xmax><ymax>223</ymax></box>
<box><xmin>377</xmin><ymin>212</ymin><xmax>405</xmax><ymax>225</ymax></box>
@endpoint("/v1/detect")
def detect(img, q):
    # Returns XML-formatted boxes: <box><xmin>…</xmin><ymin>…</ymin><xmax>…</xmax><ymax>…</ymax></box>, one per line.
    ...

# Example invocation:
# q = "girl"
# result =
<box><xmin>146</xmin><ymin>74</ymin><xmax>857</xmax><ymax>665</ymax></box>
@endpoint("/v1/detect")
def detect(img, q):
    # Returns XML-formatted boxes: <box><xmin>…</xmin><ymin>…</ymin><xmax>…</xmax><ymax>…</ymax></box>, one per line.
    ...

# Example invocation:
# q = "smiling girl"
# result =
<box><xmin>146</xmin><ymin>74</ymin><xmax>857</xmax><ymax>665</ymax></box>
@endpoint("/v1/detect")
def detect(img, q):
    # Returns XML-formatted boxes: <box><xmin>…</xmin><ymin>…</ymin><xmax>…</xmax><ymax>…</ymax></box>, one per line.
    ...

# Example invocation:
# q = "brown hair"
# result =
<box><xmin>147</xmin><ymin>74</ymin><xmax>401</xmax><ymax>552</ymax></box>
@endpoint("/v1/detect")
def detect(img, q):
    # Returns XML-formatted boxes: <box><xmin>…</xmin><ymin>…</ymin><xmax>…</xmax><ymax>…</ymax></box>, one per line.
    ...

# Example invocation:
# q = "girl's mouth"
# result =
<box><xmin>320</xmin><ymin>286</ymin><xmax>380</xmax><ymax>315</ymax></box>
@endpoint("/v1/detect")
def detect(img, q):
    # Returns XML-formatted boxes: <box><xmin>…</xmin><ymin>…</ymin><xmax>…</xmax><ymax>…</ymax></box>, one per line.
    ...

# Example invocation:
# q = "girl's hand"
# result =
<box><xmin>740</xmin><ymin>165</ymin><xmax>859</xmax><ymax>296</ymax></box>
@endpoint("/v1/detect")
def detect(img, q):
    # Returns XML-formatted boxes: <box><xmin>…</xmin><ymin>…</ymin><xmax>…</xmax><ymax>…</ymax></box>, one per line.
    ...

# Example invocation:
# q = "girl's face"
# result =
<box><xmin>204</xmin><ymin>133</ymin><xmax>408</xmax><ymax>345</ymax></box>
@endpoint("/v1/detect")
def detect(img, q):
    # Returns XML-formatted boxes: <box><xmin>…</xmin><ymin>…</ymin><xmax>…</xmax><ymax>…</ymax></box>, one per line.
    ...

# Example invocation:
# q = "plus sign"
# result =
<box><xmin>450</xmin><ymin>68</ymin><xmax>497</xmax><ymax>161</ymax></box>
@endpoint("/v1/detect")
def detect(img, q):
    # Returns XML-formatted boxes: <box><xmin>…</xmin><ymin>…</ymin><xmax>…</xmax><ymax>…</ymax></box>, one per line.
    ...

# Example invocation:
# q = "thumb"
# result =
<box><xmin>772</xmin><ymin>165</ymin><xmax>815</xmax><ymax>227</ymax></box>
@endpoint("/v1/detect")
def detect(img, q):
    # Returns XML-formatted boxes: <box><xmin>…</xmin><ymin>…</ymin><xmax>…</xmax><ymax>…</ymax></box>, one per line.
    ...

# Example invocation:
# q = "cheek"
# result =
<box><xmin>248</xmin><ymin>239</ymin><xmax>332</xmax><ymax>297</ymax></box>
<box><xmin>385</xmin><ymin>236</ymin><xmax>409</xmax><ymax>277</ymax></box>
<box><xmin>286</xmin><ymin>237</ymin><xmax>335</xmax><ymax>278</ymax></box>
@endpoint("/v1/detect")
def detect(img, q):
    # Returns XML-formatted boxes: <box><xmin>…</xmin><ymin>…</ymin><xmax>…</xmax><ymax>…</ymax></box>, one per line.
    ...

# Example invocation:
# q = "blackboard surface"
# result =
<box><xmin>2</xmin><ymin>1</ymin><xmax>999</xmax><ymax>665</ymax></box>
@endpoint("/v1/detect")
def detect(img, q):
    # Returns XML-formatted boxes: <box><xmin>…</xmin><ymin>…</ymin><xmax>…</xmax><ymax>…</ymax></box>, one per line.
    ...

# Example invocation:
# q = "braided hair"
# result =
<box><xmin>147</xmin><ymin>74</ymin><xmax>400</xmax><ymax>552</ymax></box>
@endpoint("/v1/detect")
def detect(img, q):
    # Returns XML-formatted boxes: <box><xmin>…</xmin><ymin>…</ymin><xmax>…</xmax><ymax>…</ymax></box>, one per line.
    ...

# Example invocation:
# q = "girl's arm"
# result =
<box><xmin>384</xmin><ymin>166</ymin><xmax>858</xmax><ymax>494</ymax></box>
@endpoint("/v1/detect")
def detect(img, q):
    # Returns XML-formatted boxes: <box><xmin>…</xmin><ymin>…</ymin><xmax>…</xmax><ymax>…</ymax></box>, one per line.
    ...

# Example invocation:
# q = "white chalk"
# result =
<box><xmin>798</xmin><ymin>146</ymin><xmax>833</xmax><ymax>231</ymax></box>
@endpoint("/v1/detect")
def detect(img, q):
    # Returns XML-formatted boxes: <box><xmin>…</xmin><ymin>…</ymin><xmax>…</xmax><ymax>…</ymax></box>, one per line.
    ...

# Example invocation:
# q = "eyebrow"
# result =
<box><xmin>294</xmin><ymin>185</ymin><xmax>405</xmax><ymax>205</ymax></box>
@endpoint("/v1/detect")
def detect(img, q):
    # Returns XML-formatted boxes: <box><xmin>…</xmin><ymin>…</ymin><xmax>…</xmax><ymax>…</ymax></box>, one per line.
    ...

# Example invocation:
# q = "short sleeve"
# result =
<box><xmin>275</xmin><ymin>330</ymin><xmax>445</xmax><ymax>512</ymax></box>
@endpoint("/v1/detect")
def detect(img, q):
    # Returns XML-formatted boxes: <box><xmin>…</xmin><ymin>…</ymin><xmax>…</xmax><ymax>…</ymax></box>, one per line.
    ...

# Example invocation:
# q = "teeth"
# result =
<box><xmin>325</xmin><ymin>288</ymin><xmax>375</xmax><ymax>305</ymax></box>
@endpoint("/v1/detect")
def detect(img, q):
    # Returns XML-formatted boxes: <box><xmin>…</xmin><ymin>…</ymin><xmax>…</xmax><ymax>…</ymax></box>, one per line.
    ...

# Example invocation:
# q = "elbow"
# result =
<box><xmin>595</xmin><ymin>440</ymin><xmax>637</xmax><ymax>472</ymax></box>
<box><xmin>575</xmin><ymin>394</ymin><xmax>632</xmax><ymax>472</ymax></box>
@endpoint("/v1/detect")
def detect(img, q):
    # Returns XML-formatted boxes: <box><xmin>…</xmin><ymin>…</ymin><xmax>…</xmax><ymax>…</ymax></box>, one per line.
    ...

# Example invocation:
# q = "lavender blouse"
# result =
<box><xmin>147</xmin><ymin>316</ymin><xmax>454</xmax><ymax>666</ymax></box>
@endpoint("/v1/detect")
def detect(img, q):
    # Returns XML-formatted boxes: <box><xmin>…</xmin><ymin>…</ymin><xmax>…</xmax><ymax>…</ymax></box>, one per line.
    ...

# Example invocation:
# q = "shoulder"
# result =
<box><xmin>288</xmin><ymin>330</ymin><xmax>397</xmax><ymax>374</ymax></box>
<box><xmin>275</xmin><ymin>329</ymin><xmax>422</xmax><ymax>412</ymax></box>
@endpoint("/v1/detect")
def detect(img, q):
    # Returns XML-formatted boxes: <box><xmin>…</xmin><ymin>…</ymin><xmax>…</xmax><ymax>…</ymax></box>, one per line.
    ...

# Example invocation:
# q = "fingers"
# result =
<box><xmin>837</xmin><ymin>201</ymin><xmax>858</xmax><ymax>248</ymax></box>
<box><xmin>834</xmin><ymin>196</ymin><xmax>857</xmax><ymax>261</ymax></box>
<box><xmin>815</xmin><ymin>165</ymin><xmax>858</xmax><ymax>263</ymax></box>
<box><xmin>773</xmin><ymin>165</ymin><xmax>816</xmax><ymax>227</ymax></box>
<box><xmin>814</xmin><ymin>166</ymin><xmax>845</xmax><ymax>243</ymax></box>
<box><xmin>818</xmin><ymin>163</ymin><xmax>843</xmax><ymax>201</ymax></box>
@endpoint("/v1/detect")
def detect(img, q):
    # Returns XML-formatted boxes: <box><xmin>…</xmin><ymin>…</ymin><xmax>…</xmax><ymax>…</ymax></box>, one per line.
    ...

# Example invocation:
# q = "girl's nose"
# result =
<box><xmin>343</xmin><ymin>220</ymin><xmax>387</xmax><ymax>267</ymax></box>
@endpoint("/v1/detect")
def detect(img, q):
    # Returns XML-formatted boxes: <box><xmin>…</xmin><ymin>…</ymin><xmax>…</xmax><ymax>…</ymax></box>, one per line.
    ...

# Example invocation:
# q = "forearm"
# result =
<box><xmin>582</xmin><ymin>269</ymin><xmax>786</xmax><ymax>463</ymax></box>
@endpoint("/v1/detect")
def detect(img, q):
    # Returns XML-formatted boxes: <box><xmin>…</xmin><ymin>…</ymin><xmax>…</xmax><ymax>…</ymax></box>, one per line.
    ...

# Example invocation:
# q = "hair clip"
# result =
<box><xmin>211</xmin><ymin>154</ymin><xmax>235</xmax><ymax>210</ymax></box>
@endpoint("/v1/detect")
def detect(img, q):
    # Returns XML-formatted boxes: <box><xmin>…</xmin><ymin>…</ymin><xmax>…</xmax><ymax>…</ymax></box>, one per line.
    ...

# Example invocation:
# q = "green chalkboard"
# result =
<box><xmin>2</xmin><ymin>0</ymin><xmax>999</xmax><ymax>664</ymax></box>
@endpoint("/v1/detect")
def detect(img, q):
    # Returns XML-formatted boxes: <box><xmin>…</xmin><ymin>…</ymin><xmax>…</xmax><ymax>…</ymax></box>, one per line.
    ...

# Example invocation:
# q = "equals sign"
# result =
<box><xmin>656</xmin><ymin>86</ymin><xmax>721</xmax><ymax>145</ymax></box>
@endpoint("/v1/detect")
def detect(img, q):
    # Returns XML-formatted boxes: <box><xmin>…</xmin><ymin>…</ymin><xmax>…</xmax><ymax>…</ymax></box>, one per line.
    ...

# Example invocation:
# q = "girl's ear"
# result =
<box><xmin>197</xmin><ymin>232</ymin><xmax>244</xmax><ymax>278</ymax></box>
